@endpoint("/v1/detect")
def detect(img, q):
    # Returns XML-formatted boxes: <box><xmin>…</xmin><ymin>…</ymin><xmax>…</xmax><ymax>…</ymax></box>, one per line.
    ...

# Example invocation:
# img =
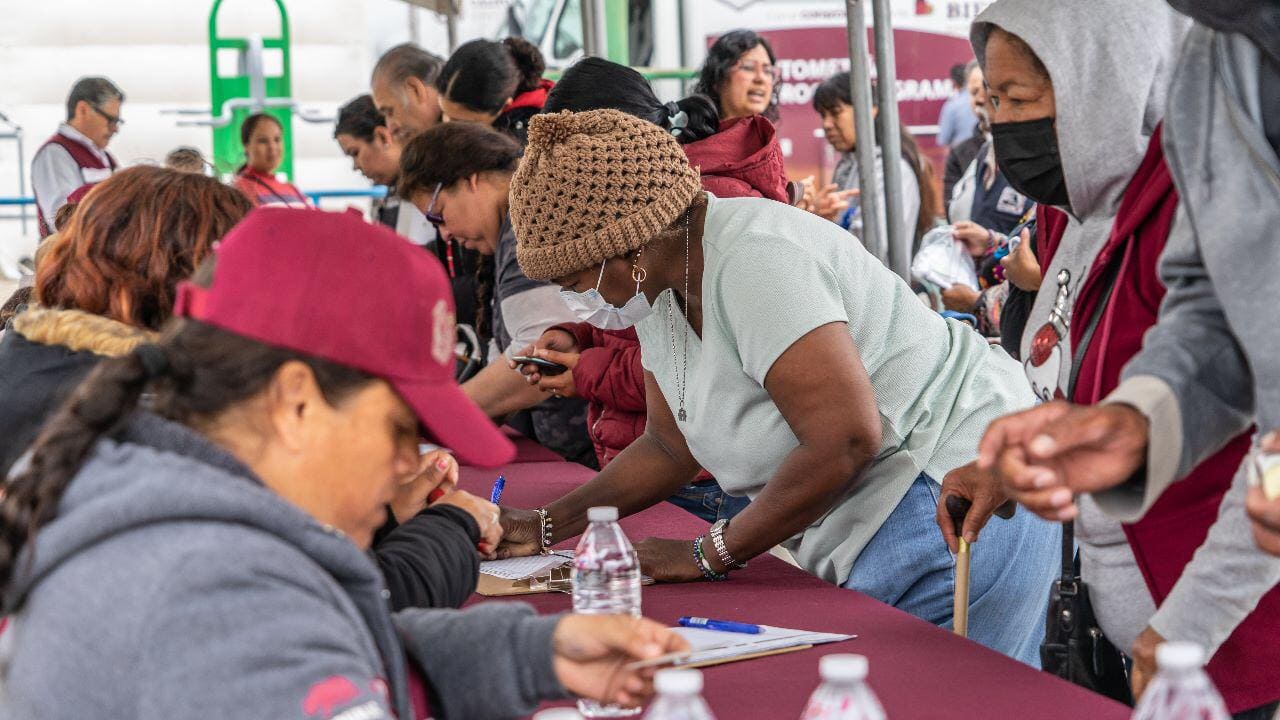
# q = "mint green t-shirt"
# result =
<box><xmin>636</xmin><ymin>195</ymin><xmax>1034</xmax><ymax>584</ymax></box>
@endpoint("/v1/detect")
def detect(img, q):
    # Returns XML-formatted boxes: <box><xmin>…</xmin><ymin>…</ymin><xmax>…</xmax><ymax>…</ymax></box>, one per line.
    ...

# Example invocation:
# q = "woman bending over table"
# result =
<box><xmin>498</xmin><ymin>108</ymin><xmax>1059</xmax><ymax>667</ymax></box>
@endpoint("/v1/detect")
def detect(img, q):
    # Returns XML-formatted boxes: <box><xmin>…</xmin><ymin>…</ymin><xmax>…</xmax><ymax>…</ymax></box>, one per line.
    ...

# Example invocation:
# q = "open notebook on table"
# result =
<box><xmin>667</xmin><ymin>625</ymin><xmax>856</xmax><ymax>668</ymax></box>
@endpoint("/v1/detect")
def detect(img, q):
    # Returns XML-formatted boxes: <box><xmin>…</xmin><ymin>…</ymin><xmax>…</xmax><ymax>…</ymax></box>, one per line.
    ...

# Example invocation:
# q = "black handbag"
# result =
<box><xmin>1038</xmin><ymin>252</ymin><xmax>1134</xmax><ymax>705</ymax></box>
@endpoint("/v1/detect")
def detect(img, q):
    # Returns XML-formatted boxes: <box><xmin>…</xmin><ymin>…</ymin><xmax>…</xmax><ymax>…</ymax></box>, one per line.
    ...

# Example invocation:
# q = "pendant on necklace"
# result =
<box><xmin>678</xmin><ymin>408</ymin><xmax>687</xmax><ymax>422</ymax></box>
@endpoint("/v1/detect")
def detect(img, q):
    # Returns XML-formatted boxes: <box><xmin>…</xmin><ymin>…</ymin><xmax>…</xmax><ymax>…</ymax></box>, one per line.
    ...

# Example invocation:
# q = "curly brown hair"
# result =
<box><xmin>35</xmin><ymin>166</ymin><xmax>253</xmax><ymax>331</ymax></box>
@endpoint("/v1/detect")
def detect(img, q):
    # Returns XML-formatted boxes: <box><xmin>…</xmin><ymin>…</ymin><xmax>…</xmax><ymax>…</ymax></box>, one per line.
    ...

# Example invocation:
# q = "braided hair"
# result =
<box><xmin>0</xmin><ymin>310</ymin><xmax>374</xmax><ymax>595</ymax></box>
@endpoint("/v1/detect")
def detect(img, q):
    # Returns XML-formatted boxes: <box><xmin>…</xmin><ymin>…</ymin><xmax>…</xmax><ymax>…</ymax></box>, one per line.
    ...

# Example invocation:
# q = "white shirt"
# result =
<box><xmin>31</xmin><ymin>124</ymin><xmax>113</xmax><ymax>231</ymax></box>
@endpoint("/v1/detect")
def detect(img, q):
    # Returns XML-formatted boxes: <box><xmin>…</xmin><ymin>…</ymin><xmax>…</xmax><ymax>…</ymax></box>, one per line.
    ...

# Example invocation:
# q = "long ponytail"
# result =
<box><xmin>544</xmin><ymin>57</ymin><xmax>722</xmax><ymax>145</ymax></box>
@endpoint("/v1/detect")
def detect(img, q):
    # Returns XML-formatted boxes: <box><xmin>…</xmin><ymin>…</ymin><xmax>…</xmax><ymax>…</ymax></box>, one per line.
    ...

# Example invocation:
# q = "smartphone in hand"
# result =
<box><xmin>510</xmin><ymin>355</ymin><xmax>568</xmax><ymax>376</ymax></box>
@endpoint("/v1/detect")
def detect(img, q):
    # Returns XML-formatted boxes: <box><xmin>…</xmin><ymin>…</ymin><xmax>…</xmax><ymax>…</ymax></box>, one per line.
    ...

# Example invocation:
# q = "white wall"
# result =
<box><xmin>0</xmin><ymin>0</ymin><xmax>519</xmax><ymax>261</ymax></box>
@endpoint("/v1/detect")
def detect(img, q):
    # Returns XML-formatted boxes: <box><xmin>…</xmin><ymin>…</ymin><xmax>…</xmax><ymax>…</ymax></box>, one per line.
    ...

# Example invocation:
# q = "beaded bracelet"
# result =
<box><xmin>536</xmin><ymin>507</ymin><xmax>554</xmax><ymax>554</ymax></box>
<box><xmin>692</xmin><ymin>535</ymin><xmax>728</xmax><ymax>582</ymax></box>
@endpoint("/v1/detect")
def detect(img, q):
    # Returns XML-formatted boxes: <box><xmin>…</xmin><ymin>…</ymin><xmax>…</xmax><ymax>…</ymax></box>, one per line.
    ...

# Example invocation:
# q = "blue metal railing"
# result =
<box><xmin>0</xmin><ymin>186</ymin><xmax>389</xmax><ymax>209</ymax></box>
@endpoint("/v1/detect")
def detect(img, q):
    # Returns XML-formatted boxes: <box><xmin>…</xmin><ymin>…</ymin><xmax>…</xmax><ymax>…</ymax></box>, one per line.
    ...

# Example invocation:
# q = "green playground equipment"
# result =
<box><xmin>167</xmin><ymin>0</ymin><xmax>328</xmax><ymax>180</ymax></box>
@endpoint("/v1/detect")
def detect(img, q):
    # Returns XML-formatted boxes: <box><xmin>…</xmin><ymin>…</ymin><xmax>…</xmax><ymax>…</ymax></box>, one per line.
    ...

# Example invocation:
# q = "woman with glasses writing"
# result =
<box><xmin>398</xmin><ymin>122</ymin><xmax>593</xmax><ymax>466</ymax></box>
<box><xmin>232</xmin><ymin>113</ymin><xmax>311</xmax><ymax>208</ymax></box>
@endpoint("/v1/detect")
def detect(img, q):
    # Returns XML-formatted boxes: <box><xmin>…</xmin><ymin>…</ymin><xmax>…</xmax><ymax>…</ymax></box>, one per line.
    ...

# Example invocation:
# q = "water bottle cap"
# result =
<box><xmin>820</xmin><ymin>654</ymin><xmax>868</xmax><ymax>681</ymax></box>
<box><xmin>1156</xmin><ymin>642</ymin><xmax>1206</xmax><ymax>670</ymax></box>
<box><xmin>655</xmin><ymin>668</ymin><xmax>703</xmax><ymax>694</ymax></box>
<box><xmin>587</xmin><ymin>506</ymin><xmax>619</xmax><ymax>522</ymax></box>
<box><xmin>531</xmin><ymin>709</ymin><xmax>584</xmax><ymax>720</ymax></box>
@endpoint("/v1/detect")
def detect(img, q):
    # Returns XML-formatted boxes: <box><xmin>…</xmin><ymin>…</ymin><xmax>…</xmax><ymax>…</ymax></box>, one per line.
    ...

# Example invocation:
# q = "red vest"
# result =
<box><xmin>34</xmin><ymin>131</ymin><xmax>118</xmax><ymax>237</ymax></box>
<box><xmin>1054</xmin><ymin>125</ymin><xmax>1280</xmax><ymax>713</ymax></box>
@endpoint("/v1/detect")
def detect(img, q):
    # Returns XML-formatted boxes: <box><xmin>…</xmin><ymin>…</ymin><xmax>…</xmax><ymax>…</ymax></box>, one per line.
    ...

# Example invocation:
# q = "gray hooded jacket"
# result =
<box><xmin>973</xmin><ymin>0</ymin><xmax>1238</xmax><ymax>656</ymax></box>
<box><xmin>0</xmin><ymin>413</ymin><xmax>567</xmax><ymax>720</ymax></box>
<box><xmin>1099</xmin><ymin>27</ymin><xmax>1280</xmax><ymax>516</ymax></box>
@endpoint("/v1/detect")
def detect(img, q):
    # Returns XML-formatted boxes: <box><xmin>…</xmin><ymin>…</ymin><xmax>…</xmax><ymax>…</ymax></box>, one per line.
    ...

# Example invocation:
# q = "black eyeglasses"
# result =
<box><xmin>424</xmin><ymin>182</ymin><xmax>444</xmax><ymax>226</ymax></box>
<box><xmin>90</xmin><ymin>104</ymin><xmax>124</xmax><ymax>128</ymax></box>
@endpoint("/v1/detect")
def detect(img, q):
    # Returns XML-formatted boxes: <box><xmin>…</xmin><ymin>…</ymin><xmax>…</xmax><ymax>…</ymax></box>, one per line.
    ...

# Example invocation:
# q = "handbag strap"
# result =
<box><xmin>1057</xmin><ymin>243</ymin><xmax>1126</xmax><ymax>584</ymax></box>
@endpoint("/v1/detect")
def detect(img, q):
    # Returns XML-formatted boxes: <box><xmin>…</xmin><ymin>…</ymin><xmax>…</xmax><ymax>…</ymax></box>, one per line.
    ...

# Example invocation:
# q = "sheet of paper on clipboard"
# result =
<box><xmin>480</xmin><ymin>551</ymin><xmax>574</xmax><ymax>581</ymax></box>
<box><xmin>673</xmin><ymin>624</ymin><xmax>856</xmax><ymax>667</ymax></box>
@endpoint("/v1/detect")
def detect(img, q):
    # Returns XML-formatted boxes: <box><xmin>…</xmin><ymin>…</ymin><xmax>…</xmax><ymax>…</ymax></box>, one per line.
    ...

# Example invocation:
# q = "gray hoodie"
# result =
<box><xmin>0</xmin><ymin>413</ymin><xmax>567</xmax><ymax>720</ymax></box>
<box><xmin>972</xmin><ymin>0</ymin><xmax>1190</xmax><ymax>652</ymax></box>
<box><xmin>1099</xmin><ymin>26</ymin><xmax>1280</xmax><ymax>516</ymax></box>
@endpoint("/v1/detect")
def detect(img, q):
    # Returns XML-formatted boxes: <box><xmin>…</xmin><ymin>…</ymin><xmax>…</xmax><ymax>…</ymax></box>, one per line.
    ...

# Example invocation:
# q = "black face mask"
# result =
<box><xmin>991</xmin><ymin>117</ymin><xmax>1071</xmax><ymax>208</ymax></box>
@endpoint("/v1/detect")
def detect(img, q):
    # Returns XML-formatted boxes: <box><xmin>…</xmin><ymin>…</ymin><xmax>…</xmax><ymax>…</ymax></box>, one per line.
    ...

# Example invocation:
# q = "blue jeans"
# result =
<box><xmin>843</xmin><ymin>473</ymin><xmax>1059</xmax><ymax>667</ymax></box>
<box><xmin>666</xmin><ymin>481</ymin><xmax>751</xmax><ymax>524</ymax></box>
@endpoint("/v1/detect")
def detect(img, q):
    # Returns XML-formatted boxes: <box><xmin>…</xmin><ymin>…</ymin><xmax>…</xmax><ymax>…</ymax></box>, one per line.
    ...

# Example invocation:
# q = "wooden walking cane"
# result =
<box><xmin>946</xmin><ymin>495</ymin><xmax>973</xmax><ymax>638</ymax></box>
<box><xmin>944</xmin><ymin>494</ymin><xmax>1018</xmax><ymax>639</ymax></box>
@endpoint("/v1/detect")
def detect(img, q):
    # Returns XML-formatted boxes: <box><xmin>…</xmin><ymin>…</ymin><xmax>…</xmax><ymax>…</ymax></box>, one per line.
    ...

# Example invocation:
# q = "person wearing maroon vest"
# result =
<box><xmin>31</xmin><ymin>76</ymin><xmax>123</xmax><ymax>237</ymax></box>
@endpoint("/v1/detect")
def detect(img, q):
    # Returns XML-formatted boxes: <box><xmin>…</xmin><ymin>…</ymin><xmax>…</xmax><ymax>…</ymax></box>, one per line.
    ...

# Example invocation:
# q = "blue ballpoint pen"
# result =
<box><xmin>490</xmin><ymin>475</ymin><xmax>506</xmax><ymax>504</ymax></box>
<box><xmin>677</xmin><ymin>617</ymin><xmax>763</xmax><ymax>635</ymax></box>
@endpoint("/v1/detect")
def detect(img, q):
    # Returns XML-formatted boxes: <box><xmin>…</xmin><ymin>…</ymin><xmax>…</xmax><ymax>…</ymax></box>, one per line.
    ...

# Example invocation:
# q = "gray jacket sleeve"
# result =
<box><xmin>393</xmin><ymin>603</ymin><xmax>569</xmax><ymax>720</ymax></box>
<box><xmin>1148</xmin><ymin>464</ymin><xmax>1280</xmax><ymax>656</ymax></box>
<box><xmin>137</xmin><ymin>550</ymin><xmax>396</xmax><ymax>720</ymax></box>
<box><xmin>1094</xmin><ymin>209</ymin><xmax>1254</xmax><ymax>521</ymax></box>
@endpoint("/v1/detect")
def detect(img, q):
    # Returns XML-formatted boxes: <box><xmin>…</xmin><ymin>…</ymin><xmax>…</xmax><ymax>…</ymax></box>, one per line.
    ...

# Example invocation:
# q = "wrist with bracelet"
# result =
<box><xmin>535</xmin><ymin>507</ymin><xmax>554</xmax><ymax>553</ymax></box>
<box><xmin>692</xmin><ymin>535</ymin><xmax>728</xmax><ymax>581</ymax></box>
<box><xmin>709</xmin><ymin>519</ymin><xmax>748</xmax><ymax>570</ymax></box>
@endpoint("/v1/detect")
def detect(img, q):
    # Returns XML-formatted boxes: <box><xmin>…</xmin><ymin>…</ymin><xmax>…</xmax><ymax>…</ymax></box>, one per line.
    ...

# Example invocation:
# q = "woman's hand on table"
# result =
<box><xmin>634</xmin><ymin>537</ymin><xmax>708</xmax><ymax>583</ymax></box>
<box><xmin>433</xmin><ymin>490</ymin><xmax>502</xmax><ymax>556</ymax></box>
<box><xmin>390</xmin><ymin>449</ymin><xmax>459</xmax><ymax>524</ymax></box>
<box><xmin>495</xmin><ymin>506</ymin><xmax>543</xmax><ymax>559</ymax></box>
<box><xmin>553</xmin><ymin>615</ymin><xmax>689</xmax><ymax>709</ymax></box>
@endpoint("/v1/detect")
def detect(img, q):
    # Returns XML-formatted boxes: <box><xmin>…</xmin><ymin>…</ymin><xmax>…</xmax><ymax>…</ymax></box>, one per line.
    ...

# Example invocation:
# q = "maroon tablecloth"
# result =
<box><xmin>502</xmin><ymin>427</ymin><xmax>567</xmax><ymax>464</ymax></box>
<box><xmin>460</xmin><ymin>462</ymin><xmax>1130</xmax><ymax>720</ymax></box>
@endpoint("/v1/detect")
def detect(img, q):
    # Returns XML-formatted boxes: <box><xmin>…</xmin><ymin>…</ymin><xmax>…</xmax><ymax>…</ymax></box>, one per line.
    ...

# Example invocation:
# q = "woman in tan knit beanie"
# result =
<box><xmin>502</xmin><ymin>108</ymin><xmax>1059</xmax><ymax>668</ymax></box>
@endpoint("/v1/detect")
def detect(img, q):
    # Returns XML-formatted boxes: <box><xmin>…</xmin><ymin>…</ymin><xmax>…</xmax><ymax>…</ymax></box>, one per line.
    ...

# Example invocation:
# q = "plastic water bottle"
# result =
<box><xmin>1131</xmin><ymin>643</ymin><xmax>1229</xmax><ymax>720</ymax></box>
<box><xmin>800</xmin><ymin>655</ymin><xmax>886</xmax><ymax>720</ymax></box>
<box><xmin>643</xmin><ymin>669</ymin><xmax>716</xmax><ymax>720</ymax></box>
<box><xmin>572</xmin><ymin>506</ymin><xmax>642</xmax><ymax>718</ymax></box>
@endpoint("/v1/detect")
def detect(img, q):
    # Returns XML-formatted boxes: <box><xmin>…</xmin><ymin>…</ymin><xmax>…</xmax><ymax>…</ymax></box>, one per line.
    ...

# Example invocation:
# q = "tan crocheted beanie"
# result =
<box><xmin>510</xmin><ymin>109</ymin><xmax>702</xmax><ymax>281</ymax></box>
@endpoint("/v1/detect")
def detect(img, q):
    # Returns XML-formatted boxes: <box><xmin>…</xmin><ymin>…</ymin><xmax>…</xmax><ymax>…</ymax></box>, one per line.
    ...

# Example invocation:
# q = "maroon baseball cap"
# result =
<box><xmin>173</xmin><ymin>207</ymin><xmax>515</xmax><ymax>467</ymax></box>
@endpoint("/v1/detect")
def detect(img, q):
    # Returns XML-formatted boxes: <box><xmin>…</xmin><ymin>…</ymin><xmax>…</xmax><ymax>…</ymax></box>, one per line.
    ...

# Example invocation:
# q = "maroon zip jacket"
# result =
<box><xmin>1056</xmin><ymin>125</ymin><xmax>1280</xmax><ymax>713</ymax></box>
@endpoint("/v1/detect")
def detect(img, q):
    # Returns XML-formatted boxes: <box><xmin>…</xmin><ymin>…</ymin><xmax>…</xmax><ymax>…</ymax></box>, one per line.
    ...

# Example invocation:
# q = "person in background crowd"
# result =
<box><xmin>938</xmin><ymin>60</ymin><xmax>1033</xmax><ymax>340</ymax></box>
<box><xmin>371</xmin><ymin>44</ymin><xmax>483</xmax><ymax>349</ymax></box>
<box><xmin>0</xmin><ymin>207</ymin><xmax>686</xmax><ymax>720</ymax></box>
<box><xmin>693</xmin><ymin>29</ymin><xmax>779</xmax><ymax>122</ymax></box>
<box><xmin>31</xmin><ymin>76</ymin><xmax>124</xmax><ymax>237</ymax></box>
<box><xmin>936</xmin><ymin>62</ymin><xmax>978</xmax><ymax>148</ymax></box>
<box><xmin>332</xmin><ymin>94</ymin><xmax>431</xmax><ymax>242</ymax></box>
<box><xmin>812</xmin><ymin>72</ymin><xmax>942</xmax><ymax>260</ymax></box>
<box><xmin>435</xmin><ymin>37</ymin><xmax>552</xmax><ymax>145</ymax></box>
<box><xmin>508</xmin><ymin>56</ymin><xmax>792</xmax><ymax>522</ymax></box>
<box><xmin>0</xmin><ymin>167</ymin><xmax>493</xmax><ymax>612</ymax></box>
<box><xmin>943</xmin><ymin>61</ymin><xmax>989</xmax><ymax>202</ymax></box>
<box><xmin>0</xmin><ymin>167</ymin><xmax>252</xmax><ymax>476</ymax></box>
<box><xmin>163</xmin><ymin>146</ymin><xmax>208</xmax><ymax>174</ymax></box>
<box><xmin>371</xmin><ymin>43</ymin><xmax>446</xmax><ymax>144</ymax></box>
<box><xmin>499</xmin><ymin>109</ymin><xmax>1057</xmax><ymax>668</ymax></box>
<box><xmin>232</xmin><ymin>113</ymin><xmax>309</xmax><ymax>208</ymax></box>
<box><xmin>398</xmin><ymin>123</ymin><xmax>593</xmax><ymax>466</ymax></box>
<box><xmin>959</xmin><ymin>3</ymin><xmax>1280</xmax><ymax>717</ymax></box>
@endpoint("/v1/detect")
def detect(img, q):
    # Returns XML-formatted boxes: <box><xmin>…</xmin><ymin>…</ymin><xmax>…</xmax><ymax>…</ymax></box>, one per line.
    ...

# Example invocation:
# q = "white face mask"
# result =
<box><xmin>559</xmin><ymin>261</ymin><xmax>654</xmax><ymax>330</ymax></box>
